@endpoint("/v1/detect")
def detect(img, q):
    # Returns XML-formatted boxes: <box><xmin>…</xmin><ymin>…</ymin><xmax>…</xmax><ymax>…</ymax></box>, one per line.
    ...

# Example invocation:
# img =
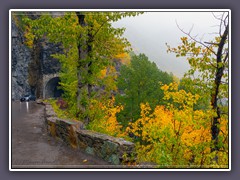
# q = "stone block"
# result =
<box><xmin>68</xmin><ymin>126</ymin><xmax>77</xmax><ymax>148</ymax></box>
<box><xmin>108</xmin><ymin>154</ymin><xmax>120</xmax><ymax>165</ymax></box>
<box><xmin>44</xmin><ymin>104</ymin><xmax>136</xmax><ymax>165</ymax></box>
<box><xmin>101</xmin><ymin>141</ymin><xmax>118</xmax><ymax>157</ymax></box>
<box><xmin>85</xmin><ymin>147</ymin><xmax>95</xmax><ymax>156</ymax></box>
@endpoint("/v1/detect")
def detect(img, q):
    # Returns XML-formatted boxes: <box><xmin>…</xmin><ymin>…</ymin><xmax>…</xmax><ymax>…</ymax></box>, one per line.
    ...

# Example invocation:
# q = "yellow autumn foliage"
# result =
<box><xmin>87</xmin><ymin>97</ymin><xmax>127</xmax><ymax>138</ymax></box>
<box><xmin>126</xmin><ymin>83</ymin><xmax>228</xmax><ymax>168</ymax></box>
<box><xmin>24</xmin><ymin>26</ymin><xmax>35</xmax><ymax>47</ymax></box>
<box><xmin>115</xmin><ymin>52</ymin><xmax>131</xmax><ymax>65</ymax></box>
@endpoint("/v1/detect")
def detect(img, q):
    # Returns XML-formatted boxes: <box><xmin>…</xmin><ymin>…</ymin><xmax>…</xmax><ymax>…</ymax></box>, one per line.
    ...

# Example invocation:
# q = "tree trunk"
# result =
<box><xmin>210</xmin><ymin>24</ymin><xmax>228</xmax><ymax>155</ymax></box>
<box><xmin>76</xmin><ymin>12</ymin><xmax>93</xmax><ymax>124</ymax></box>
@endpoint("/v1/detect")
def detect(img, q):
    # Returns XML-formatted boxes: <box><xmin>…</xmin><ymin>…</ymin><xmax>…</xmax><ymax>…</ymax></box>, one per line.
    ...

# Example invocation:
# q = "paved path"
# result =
<box><xmin>11</xmin><ymin>101</ymin><xmax>112</xmax><ymax>169</ymax></box>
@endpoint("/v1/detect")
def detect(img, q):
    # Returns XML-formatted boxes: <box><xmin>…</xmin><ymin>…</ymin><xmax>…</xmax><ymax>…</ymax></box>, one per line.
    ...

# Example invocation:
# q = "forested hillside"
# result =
<box><xmin>15</xmin><ymin>11</ymin><xmax>229</xmax><ymax>168</ymax></box>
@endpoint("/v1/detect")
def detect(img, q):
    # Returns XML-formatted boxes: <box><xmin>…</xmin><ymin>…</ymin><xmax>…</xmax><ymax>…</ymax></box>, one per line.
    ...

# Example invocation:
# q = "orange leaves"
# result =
<box><xmin>181</xmin><ymin>36</ymin><xmax>188</xmax><ymax>45</ymax></box>
<box><xmin>24</xmin><ymin>26</ymin><xmax>35</xmax><ymax>48</ymax></box>
<box><xmin>127</xmin><ymin>82</ymin><xmax>229</xmax><ymax>167</ymax></box>
<box><xmin>161</xmin><ymin>83</ymin><xmax>200</xmax><ymax>109</ymax></box>
<box><xmin>139</xmin><ymin>103</ymin><xmax>151</xmax><ymax>118</ymax></box>
<box><xmin>103</xmin><ymin>104</ymin><xmax>124</xmax><ymax>136</ymax></box>
<box><xmin>161</xmin><ymin>84</ymin><xmax>169</xmax><ymax>91</ymax></box>
<box><xmin>99</xmin><ymin>68</ymin><xmax>107</xmax><ymax>79</ymax></box>
<box><xmin>128</xmin><ymin>100</ymin><xmax>213</xmax><ymax>166</ymax></box>
<box><xmin>181</xmin><ymin>124</ymin><xmax>211</xmax><ymax>147</ymax></box>
<box><xmin>115</xmin><ymin>53</ymin><xmax>131</xmax><ymax>65</ymax></box>
<box><xmin>88</xmin><ymin>97</ymin><xmax>126</xmax><ymax>138</ymax></box>
<box><xmin>219</xmin><ymin>117</ymin><xmax>228</xmax><ymax>137</ymax></box>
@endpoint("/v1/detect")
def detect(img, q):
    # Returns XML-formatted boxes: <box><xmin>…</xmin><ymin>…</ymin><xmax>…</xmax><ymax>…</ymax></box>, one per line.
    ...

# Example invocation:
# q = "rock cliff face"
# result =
<box><xmin>11</xmin><ymin>14</ymin><xmax>62</xmax><ymax>100</ymax></box>
<box><xmin>11</xmin><ymin>12</ymin><xmax>122</xmax><ymax>100</ymax></box>
<box><xmin>11</xmin><ymin>16</ymin><xmax>31</xmax><ymax>100</ymax></box>
<box><xmin>41</xmin><ymin>40</ymin><xmax>62</xmax><ymax>75</ymax></box>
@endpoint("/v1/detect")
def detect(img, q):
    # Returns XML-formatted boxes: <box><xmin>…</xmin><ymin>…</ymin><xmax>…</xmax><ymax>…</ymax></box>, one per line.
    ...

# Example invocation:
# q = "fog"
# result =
<box><xmin>113</xmin><ymin>11</ymin><xmax>226</xmax><ymax>78</ymax></box>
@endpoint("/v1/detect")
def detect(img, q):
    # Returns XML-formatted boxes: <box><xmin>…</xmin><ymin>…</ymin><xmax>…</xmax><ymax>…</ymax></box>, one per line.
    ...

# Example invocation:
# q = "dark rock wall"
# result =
<box><xmin>41</xmin><ymin>40</ymin><xmax>62</xmax><ymax>75</ymax></box>
<box><xmin>28</xmin><ymin>39</ymin><xmax>43</xmax><ymax>98</ymax></box>
<box><xmin>11</xmin><ymin>11</ymin><xmax>121</xmax><ymax>100</ymax></box>
<box><xmin>11</xmin><ymin>16</ymin><xmax>31</xmax><ymax>100</ymax></box>
<box><xmin>11</xmin><ymin>14</ymin><xmax>62</xmax><ymax>100</ymax></box>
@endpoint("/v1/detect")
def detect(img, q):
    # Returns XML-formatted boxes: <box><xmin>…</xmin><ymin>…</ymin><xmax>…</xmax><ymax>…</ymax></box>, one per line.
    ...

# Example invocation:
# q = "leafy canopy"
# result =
<box><xmin>116</xmin><ymin>53</ymin><xmax>174</xmax><ymax>126</ymax></box>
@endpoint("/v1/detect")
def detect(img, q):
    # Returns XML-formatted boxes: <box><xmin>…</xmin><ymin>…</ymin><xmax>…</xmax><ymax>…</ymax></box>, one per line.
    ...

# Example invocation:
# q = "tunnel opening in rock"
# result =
<box><xmin>45</xmin><ymin>77</ymin><xmax>64</xmax><ymax>99</ymax></box>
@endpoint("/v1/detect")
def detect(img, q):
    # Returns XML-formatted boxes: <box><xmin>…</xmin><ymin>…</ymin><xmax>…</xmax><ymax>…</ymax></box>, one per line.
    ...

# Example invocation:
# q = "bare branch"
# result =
<box><xmin>176</xmin><ymin>21</ymin><xmax>217</xmax><ymax>56</ymax></box>
<box><xmin>209</xmin><ymin>32</ymin><xmax>220</xmax><ymax>36</ymax></box>
<box><xmin>208</xmin><ymin>62</ymin><xmax>217</xmax><ymax>69</ymax></box>
<box><xmin>216</xmin><ymin>24</ymin><xmax>229</xmax><ymax>64</ymax></box>
<box><xmin>188</xmin><ymin>24</ymin><xmax>194</xmax><ymax>34</ymax></box>
<box><xmin>204</xmin><ymin>41</ymin><xmax>219</xmax><ymax>46</ymax></box>
<box><xmin>199</xmin><ymin>34</ymin><xmax>206</xmax><ymax>42</ymax></box>
<box><xmin>224</xmin><ymin>15</ymin><xmax>229</xmax><ymax>28</ymax></box>
<box><xmin>223</xmin><ymin>52</ymin><xmax>229</xmax><ymax>63</ymax></box>
<box><xmin>212</xmin><ymin>12</ymin><xmax>226</xmax><ymax>22</ymax></box>
<box><xmin>219</xmin><ymin>13</ymin><xmax>225</xmax><ymax>35</ymax></box>
<box><xmin>212</xmin><ymin>12</ymin><xmax>229</xmax><ymax>37</ymax></box>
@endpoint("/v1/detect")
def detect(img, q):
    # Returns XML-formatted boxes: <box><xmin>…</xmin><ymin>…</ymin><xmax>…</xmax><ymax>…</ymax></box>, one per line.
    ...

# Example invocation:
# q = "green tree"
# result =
<box><xmin>22</xmin><ymin>11</ymin><xmax>141</xmax><ymax>123</ymax></box>
<box><xmin>166</xmin><ymin>13</ymin><xmax>229</xmax><ymax>160</ymax></box>
<box><xmin>116</xmin><ymin>53</ymin><xmax>174</xmax><ymax>126</ymax></box>
<box><xmin>178</xmin><ymin>77</ymin><xmax>210</xmax><ymax>110</ymax></box>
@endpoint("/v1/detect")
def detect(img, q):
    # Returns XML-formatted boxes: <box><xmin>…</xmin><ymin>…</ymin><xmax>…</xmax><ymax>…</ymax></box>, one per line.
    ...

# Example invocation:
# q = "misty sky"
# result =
<box><xmin>113</xmin><ymin>11</ymin><xmax>226</xmax><ymax>78</ymax></box>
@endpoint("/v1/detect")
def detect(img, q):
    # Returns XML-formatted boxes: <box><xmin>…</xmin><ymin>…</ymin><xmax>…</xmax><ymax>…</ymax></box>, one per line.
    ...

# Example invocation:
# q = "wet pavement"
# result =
<box><xmin>11</xmin><ymin>101</ymin><xmax>112</xmax><ymax>169</ymax></box>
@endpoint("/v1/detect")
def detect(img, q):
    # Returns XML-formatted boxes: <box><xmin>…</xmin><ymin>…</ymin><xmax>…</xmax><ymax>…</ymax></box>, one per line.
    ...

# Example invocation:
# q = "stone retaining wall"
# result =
<box><xmin>44</xmin><ymin>103</ymin><xmax>135</xmax><ymax>165</ymax></box>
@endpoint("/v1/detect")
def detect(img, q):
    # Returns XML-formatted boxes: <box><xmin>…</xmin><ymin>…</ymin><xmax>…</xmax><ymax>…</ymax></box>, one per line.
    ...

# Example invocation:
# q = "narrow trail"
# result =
<box><xmin>11</xmin><ymin>101</ymin><xmax>112</xmax><ymax>169</ymax></box>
